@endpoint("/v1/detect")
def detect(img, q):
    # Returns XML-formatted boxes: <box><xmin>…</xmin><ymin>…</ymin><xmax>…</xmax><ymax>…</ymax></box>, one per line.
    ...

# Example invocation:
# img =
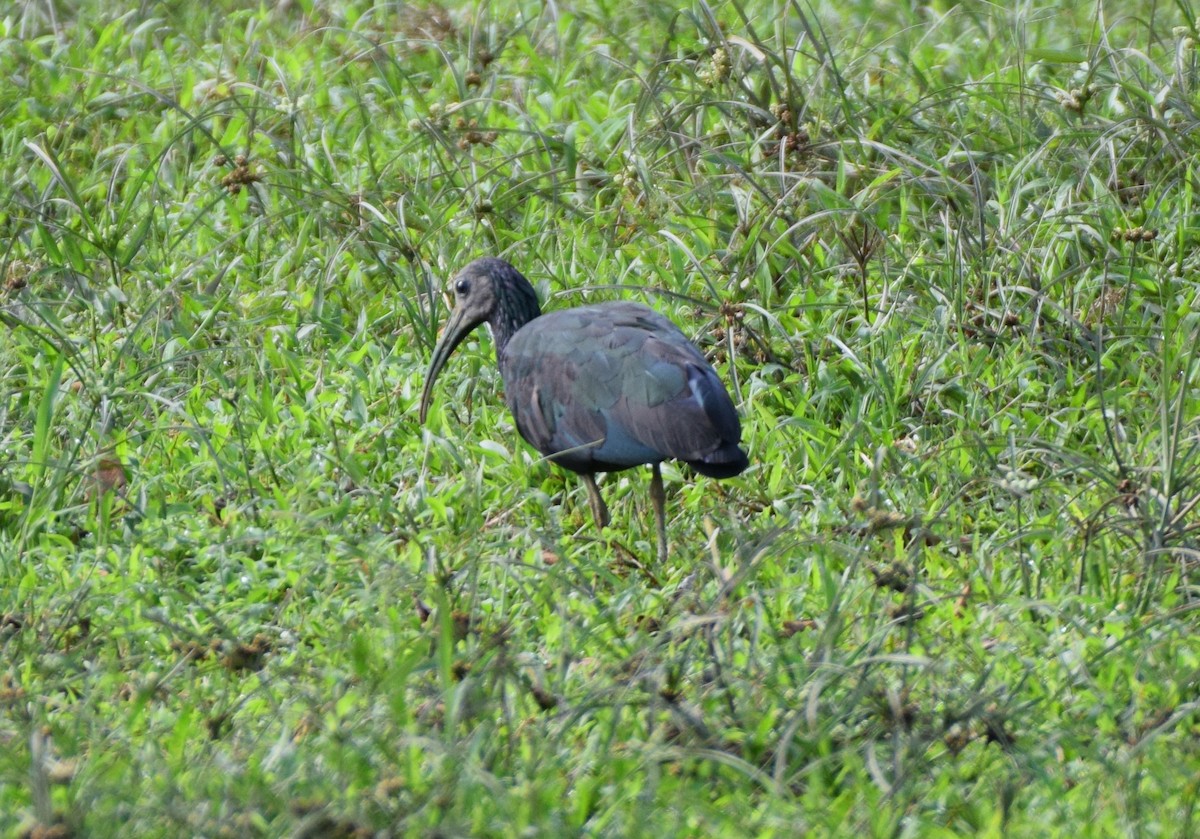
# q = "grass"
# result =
<box><xmin>1</xmin><ymin>0</ymin><xmax>1199</xmax><ymax>835</ymax></box>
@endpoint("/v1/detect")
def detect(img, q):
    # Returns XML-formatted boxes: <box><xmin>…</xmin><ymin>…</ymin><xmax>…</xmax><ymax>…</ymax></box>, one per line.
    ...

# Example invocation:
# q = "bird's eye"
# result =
<box><xmin>455</xmin><ymin>278</ymin><xmax>470</xmax><ymax>296</ymax></box>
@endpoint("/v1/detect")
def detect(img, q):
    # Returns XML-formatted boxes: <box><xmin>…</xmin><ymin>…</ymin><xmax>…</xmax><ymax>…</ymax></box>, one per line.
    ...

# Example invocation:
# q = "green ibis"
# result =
<box><xmin>418</xmin><ymin>257</ymin><xmax>748</xmax><ymax>561</ymax></box>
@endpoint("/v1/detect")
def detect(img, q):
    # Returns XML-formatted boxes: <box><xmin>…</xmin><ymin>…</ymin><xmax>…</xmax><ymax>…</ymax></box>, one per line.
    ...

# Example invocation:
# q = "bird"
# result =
<box><xmin>418</xmin><ymin>256</ymin><xmax>748</xmax><ymax>562</ymax></box>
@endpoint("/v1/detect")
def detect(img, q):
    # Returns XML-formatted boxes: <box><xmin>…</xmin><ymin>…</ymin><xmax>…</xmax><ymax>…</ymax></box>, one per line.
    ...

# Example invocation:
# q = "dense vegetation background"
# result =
<box><xmin>1</xmin><ymin>0</ymin><xmax>1198</xmax><ymax>835</ymax></box>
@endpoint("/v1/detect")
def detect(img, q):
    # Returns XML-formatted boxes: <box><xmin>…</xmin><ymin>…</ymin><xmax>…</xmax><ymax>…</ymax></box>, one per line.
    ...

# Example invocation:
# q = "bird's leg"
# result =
<box><xmin>581</xmin><ymin>473</ymin><xmax>610</xmax><ymax>530</ymax></box>
<box><xmin>650</xmin><ymin>462</ymin><xmax>668</xmax><ymax>563</ymax></box>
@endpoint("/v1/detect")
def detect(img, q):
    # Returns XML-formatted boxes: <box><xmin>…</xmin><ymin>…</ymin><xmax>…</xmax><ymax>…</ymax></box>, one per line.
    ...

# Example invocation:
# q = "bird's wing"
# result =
<box><xmin>501</xmin><ymin>302</ymin><xmax>740</xmax><ymax>472</ymax></box>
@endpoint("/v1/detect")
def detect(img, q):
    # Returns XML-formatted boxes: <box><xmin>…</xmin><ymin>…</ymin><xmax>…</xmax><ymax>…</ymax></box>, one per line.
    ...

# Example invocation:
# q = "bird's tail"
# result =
<box><xmin>687</xmin><ymin>443</ymin><xmax>749</xmax><ymax>479</ymax></box>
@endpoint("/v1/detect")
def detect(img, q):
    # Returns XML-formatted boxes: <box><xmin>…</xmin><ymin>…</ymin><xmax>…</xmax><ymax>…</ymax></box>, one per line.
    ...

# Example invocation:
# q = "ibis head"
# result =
<box><xmin>419</xmin><ymin>257</ymin><xmax>540</xmax><ymax>424</ymax></box>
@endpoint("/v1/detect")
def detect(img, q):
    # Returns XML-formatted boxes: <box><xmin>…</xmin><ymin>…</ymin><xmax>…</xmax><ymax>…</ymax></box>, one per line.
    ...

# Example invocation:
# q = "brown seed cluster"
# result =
<box><xmin>765</xmin><ymin>102</ymin><xmax>809</xmax><ymax>158</ymax></box>
<box><xmin>89</xmin><ymin>457</ymin><xmax>127</xmax><ymax>499</ymax></box>
<box><xmin>1111</xmin><ymin>226</ymin><xmax>1158</xmax><ymax>243</ymax></box>
<box><xmin>215</xmin><ymin>154</ymin><xmax>262</xmax><ymax>195</ymax></box>
<box><xmin>3</xmin><ymin>258</ymin><xmax>38</xmax><ymax>292</ymax></box>
<box><xmin>170</xmin><ymin>633</ymin><xmax>272</xmax><ymax>672</ymax></box>
<box><xmin>779</xmin><ymin>618</ymin><xmax>817</xmax><ymax>637</ymax></box>
<box><xmin>453</xmin><ymin>116</ymin><xmax>498</xmax><ymax>149</ymax></box>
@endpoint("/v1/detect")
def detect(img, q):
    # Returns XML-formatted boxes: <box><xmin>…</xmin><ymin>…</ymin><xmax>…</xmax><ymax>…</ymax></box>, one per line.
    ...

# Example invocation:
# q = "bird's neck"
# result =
<box><xmin>490</xmin><ymin>300</ymin><xmax>541</xmax><ymax>354</ymax></box>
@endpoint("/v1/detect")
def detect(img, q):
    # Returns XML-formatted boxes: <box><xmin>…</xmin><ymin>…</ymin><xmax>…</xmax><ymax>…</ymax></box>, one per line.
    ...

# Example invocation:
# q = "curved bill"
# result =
<box><xmin>418</xmin><ymin>304</ymin><xmax>480</xmax><ymax>423</ymax></box>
